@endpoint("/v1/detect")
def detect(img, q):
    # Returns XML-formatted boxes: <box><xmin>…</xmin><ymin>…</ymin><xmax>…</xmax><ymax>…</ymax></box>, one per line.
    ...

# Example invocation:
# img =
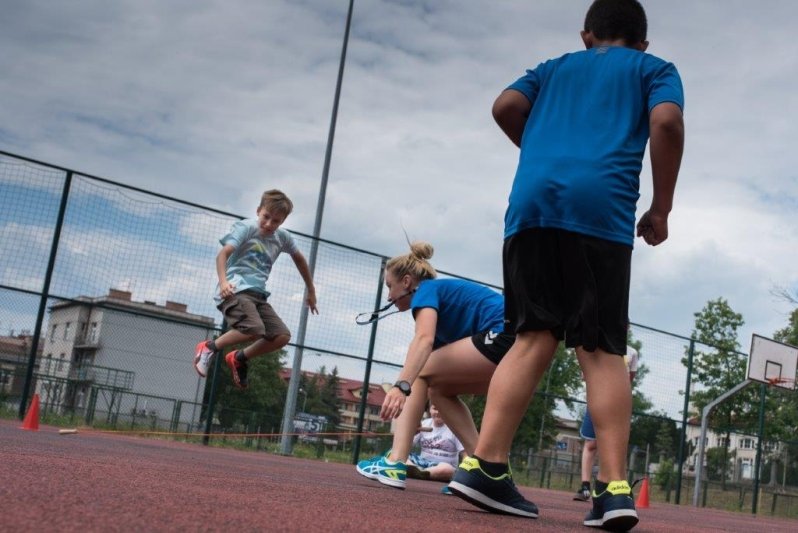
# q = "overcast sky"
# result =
<box><xmin>2</xmin><ymin>0</ymin><xmax>797</xmax><ymax>357</ymax></box>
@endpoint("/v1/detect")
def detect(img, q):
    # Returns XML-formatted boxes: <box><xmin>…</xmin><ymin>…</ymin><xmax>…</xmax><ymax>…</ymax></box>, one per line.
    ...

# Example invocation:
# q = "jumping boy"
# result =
<box><xmin>448</xmin><ymin>1</ymin><xmax>684</xmax><ymax>531</ymax></box>
<box><xmin>193</xmin><ymin>189</ymin><xmax>318</xmax><ymax>388</ymax></box>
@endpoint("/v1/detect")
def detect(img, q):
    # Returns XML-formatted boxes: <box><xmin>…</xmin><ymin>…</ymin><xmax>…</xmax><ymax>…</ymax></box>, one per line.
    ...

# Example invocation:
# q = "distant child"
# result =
<box><xmin>448</xmin><ymin>1</ymin><xmax>683</xmax><ymax>531</ymax></box>
<box><xmin>193</xmin><ymin>189</ymin><xmax>318</xmax><ymax>388</ymax></box>
<box><xmin>407</xmin><ymin>404</ymin><xmax>466</xmax><ymax>485</ymax></box>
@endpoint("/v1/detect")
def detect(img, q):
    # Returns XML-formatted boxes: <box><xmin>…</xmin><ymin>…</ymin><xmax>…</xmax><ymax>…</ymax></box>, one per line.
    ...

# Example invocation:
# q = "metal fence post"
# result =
<box><xmin>279</xmin><ymin>0</ymin><xmax>355</xmax><ymax>458</ymax></box>
<box><xmin>18</xmin><ymin>171</ymin><xmax>73</xmax><ymax>419</ymax></box>
<box><xmin>675</xmin><ymin>338</ymin><xmax>695</xmax><ymax>504</ymax></box>
<box><xmin>203</xmin><ymin>321</ymin><xmax>226</xmax><ymax>445</ymax></box>
<box><xmin>352</xmin><ymin>258</ymin><xmax>387</xmax><ymax>464</ymax></box>
<box><xmin>752</xmin><ymin>382</ymin><xmax>767</xmax><ymax>514</ymax></box>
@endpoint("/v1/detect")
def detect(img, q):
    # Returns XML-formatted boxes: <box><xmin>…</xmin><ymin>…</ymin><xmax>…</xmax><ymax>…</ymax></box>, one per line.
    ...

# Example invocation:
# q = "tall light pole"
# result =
<box><xmin>279</xmin><ymin>0</ymin><xmax>354</xmax><ymax>455</ymax></box>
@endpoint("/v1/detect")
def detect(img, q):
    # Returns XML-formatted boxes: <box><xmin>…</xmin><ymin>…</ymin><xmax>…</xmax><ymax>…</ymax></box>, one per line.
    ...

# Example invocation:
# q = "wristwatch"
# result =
<box><xmin>393</xmin><ymin>380</ymin><xmax>411</xmax><ymax>396</ymax></box>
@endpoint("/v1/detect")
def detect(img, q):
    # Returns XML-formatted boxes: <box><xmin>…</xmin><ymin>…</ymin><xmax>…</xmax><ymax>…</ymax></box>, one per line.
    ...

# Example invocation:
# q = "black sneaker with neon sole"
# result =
<box><xmin>448</xmin><ymin>457</ymin><xmax>538</xmax><ymax>518</ymax></box>
<box><xmin>584</xmin><ymin>480</ymin><xmax>638</xmax><ymax>531</ymax></box>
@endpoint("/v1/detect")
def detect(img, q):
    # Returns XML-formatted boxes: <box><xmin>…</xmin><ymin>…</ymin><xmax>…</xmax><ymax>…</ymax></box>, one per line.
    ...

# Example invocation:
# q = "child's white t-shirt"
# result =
<box><xmin>412</xmin><ymin>418</ymin><xmax>465</xmax><ymax>467</ymax></box>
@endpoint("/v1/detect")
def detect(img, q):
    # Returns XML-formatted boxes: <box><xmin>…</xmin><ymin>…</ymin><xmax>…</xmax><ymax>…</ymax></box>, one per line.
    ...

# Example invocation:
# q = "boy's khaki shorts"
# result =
<box><xmin>217</xmin><ymin>289</ymin><xmax>290</xmax><ymax>340</ymax></box>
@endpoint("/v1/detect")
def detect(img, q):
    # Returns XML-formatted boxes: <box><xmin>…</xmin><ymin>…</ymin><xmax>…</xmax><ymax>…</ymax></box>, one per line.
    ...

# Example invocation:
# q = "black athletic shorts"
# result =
<box><xmin>471</xmin><ymin>328</ymin><xmax>515</xmax><ymax>365</ymax></box>
<box><xmin>502</xmin><ymin>227</ymin><xmax>631</xmax><ymax>355</ymax></box>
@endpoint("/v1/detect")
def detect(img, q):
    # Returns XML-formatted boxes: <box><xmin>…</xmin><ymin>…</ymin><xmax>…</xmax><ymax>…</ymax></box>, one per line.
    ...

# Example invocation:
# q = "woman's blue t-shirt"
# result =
<box><xmin>410</xmin><ymin>278</ymin><xmax>505</xmax><ymax>349</ymax></box>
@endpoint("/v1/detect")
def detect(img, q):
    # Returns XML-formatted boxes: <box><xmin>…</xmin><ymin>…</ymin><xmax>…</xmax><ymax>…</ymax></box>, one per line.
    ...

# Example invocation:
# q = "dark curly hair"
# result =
<box><xmin>584</xmin><ymin>0</ymin><xmax>648</xmax><ymax>45</ymax></box>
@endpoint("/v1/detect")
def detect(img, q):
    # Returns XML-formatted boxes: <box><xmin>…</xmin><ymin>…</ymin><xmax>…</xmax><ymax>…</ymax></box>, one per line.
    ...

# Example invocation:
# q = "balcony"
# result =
<box><xmin>68</xmin><ymin>363</ymin><xmax>134</xmax><ymax>390</ymax></box>
<box><xmin>73</xmin><ymin>334</ymin><xmax>100</xmax><ymax>349</ymax></box>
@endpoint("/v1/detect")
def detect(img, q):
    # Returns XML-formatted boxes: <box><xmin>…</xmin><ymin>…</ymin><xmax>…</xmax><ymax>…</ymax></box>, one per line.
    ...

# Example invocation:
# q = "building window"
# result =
<box><xmin>43</xmin><ymin>355</ymin><xmax>52</xmax><ymax>374</ymax></box>
<box><xmin>57</xmin><ymin>354</ymin><xmax>65</xmax><ymax>372</ymax></box>
<box><xmin>89</xmin><ymin>322</ymin><xmax>98</xmax><ymax>343</ymax></box>
<box><xmin>740</xmin><ymin>438</ymin><xmax>754</xmax><ymax>450</ymax></box>
<box><xmin>740</xmin><ymin>458</ymin><xmax>753</xmax><ymax>479</ymax></box>
<box><xmin>50</xmin><ymin>324</ymin><xmax>57</xmax><ymax>342</ymax></box>
<box><xmin>64</xmin><ymin>322</ymin><xmax>72</xmax><ymax>340</ymax></box>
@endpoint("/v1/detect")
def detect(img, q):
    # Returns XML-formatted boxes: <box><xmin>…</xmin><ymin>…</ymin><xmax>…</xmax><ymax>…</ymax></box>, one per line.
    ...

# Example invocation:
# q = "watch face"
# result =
<box><xmin>396</xmin><ymin>381</ymin><xmax>411</xmax><ymax>395</ymax></box>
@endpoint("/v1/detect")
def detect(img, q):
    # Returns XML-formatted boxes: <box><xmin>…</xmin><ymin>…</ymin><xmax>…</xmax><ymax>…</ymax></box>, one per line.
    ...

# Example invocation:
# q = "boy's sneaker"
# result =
<box><xmin>355</xmin><ymin>455</ymin><xmax>407</xmax><ymax>489</ymax></box>
<box><xmin>193</xmin><ymin>341</ymin><xmax>215</xmax><ymax>378</ymax></box>
<box><xmin>584</xmin><ymin>480</ymin><xmax>638</xmax><ymax>531</ymax></box>
<box><xmin>225</xmin><ymin>351</ymin><xmax>248</xmax><ymax>389</ymax></box>
<box><xmin>573</xmin><ymin>486</ymin><xmax>591</xmax><ymax>501</ymax></box>
<box><xmin>440</xmin><ymin>485</ymin><xmax>453</xmax><ymax>495</ymax></box>
<box><xmin>448</xmin><ymin>456</ymin><xmax>538</xmax><ymax>518</ymax></box>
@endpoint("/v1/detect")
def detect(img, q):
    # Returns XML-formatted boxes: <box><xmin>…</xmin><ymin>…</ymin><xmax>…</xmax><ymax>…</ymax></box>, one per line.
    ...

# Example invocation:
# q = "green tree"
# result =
<box><xmin>462</xmin><ymin>342</ymin><xmax>583</xmax><ymax>455</ymax></box>
<box><xmin>682</xmin><ymin>297</ymin><xmax>756</xmax><ymax>488</ymax></box>
<box><xmin>773</xmin><ymin>307</ymin><xmax>798</xmax><ymax>348</ymax></box>
<box><xmin>624</xmin><ymin>335</ymin><xmax>663</xmax><ymax>455</ymax></box>
<box><xmin>769</xmin><ymin>306</ymin><xmax>798</xmax><ymax>486</ymax></box>
<box><xmin>654</xmin><ymin>457</ymin><xmax>675</xmax><ymax>490</ymax></box>
<box><xmin>705</xmin><ymin>446</ymin><xmax>735</xmax><ymax>481</ymax></box>
<box><xmin>209</xmin><ymin>350</ymin><xmax>288</xmax><ymax>432</ymax></box>
<box><xmin>308</xmin><ymin>365</ymin><xmax>342</xmax><ymax>427</ymax></box>
<box><xmin>627</xmin><ymin>334</ymin><xmax>654</xmax><ymax>415</ymax></box>
<box><xmin>654</xmin><ymin>417</ymin><xmax>680</xmax><ymax>461</ymax></box>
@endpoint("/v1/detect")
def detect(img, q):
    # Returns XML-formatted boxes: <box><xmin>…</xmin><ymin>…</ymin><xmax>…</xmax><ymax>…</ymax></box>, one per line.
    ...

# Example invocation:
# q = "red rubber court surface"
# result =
<box><xmin>2</xmin><ymin>419</ymin><xmax>795</xmax><ymax>532</ymax></box>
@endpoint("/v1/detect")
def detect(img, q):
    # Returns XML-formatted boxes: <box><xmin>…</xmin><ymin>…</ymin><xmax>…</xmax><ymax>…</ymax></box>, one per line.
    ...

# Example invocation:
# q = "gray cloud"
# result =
<box><xmin>2</xmin><ymin>0</ymin><xmax>796</xmax><ymax>360</ymax></box>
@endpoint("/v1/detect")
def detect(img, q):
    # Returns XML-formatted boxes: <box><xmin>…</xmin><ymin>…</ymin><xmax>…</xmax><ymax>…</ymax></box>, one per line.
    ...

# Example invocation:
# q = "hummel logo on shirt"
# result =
<box><xmin>484</xmin><ymin>331</ymin><xmax>498</xmax><ymax>345</ymax></box>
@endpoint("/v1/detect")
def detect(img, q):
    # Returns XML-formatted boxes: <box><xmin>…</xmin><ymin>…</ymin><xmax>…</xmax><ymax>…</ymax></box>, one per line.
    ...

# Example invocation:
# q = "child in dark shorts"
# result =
<box><xmin>448</xmin><ymin>1</ymin><xmax>684</xmax><ymax>530</ymax></box>
<box><xmin>192</xmin><ymin>190</ymin><xmax>318</xmax><ymax>389</ymax></box>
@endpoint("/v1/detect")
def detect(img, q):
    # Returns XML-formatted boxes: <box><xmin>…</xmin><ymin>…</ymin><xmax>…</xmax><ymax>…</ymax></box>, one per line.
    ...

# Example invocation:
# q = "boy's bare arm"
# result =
<box><xmin>216</xmin><ymin>244</ymin><xmax>236</xmax><ymax>299</ymax></box>
<box><xmin>492</xmin><ymin>89</ymin><xmax>532</xmax><ymax>147</ymax></box>
<box><xmin>290</xmin><ymin>251</ymin><xmax>318</xmax><ymax>314</ymax></box>
<box><xmin>637</xmin><ymin>102</ymin><xmax>684</xmax><ymax>246</ymax></box>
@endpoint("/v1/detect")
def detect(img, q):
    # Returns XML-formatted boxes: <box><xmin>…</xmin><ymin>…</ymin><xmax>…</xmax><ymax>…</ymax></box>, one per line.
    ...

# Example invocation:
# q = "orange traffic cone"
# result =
<box><xmin>20</xmin><ymin>394</ymin><xmax>40</xmax><ymax>431</ymax></box>
<box><xmin>635</xmin><ymin>477</ymin><xmax>650</xmax><ymax>509</ymax></box>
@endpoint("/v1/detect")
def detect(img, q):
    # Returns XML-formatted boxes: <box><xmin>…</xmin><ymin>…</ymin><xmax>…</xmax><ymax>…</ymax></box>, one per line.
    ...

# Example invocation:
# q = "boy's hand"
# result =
<box><xmin>219</xmin><ymin>280</ymin><xmax>235</xmax><ymax>299</ymax></box>
<box><xmin>636</xmin><ymin>209</ymin><xmax>669</xmax><ymax>246</ymax></box>
<box><xmin>306</xmin><ymin>291</ymin><xmax>318</xmax><ymax>314</ymax></box>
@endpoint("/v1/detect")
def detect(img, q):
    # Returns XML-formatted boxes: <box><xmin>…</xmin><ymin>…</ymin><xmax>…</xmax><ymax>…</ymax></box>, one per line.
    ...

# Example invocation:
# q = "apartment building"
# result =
<box><xmin>0</xmin><ymin>332</ymin><xmax>41</xmax><ymax>398</ymax></box>
<box><xmin>36</xmin><ymin>288</ymin><xmax>216</xmax><ymax>424</ymax></box>
<box><xmin>684</xmin><ymin>418</ymin><xmax>779</xmax><ymax>480</ymax></box>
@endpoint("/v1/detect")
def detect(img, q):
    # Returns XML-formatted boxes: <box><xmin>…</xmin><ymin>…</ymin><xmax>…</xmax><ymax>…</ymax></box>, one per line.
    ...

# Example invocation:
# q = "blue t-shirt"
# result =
<box><xmin>504</xmin><ymin>46</ymin><xmax>684</xmax><ymax>246</ymax></box>
<box><xmin>410</xmin><ymin>278</ymin><xmax>505</xmax><ymax>349</ymax></box>
<box><xmin>214</xmin><ymin>219</ymin><xmax>298</xmax><ymax>304</ymax></box>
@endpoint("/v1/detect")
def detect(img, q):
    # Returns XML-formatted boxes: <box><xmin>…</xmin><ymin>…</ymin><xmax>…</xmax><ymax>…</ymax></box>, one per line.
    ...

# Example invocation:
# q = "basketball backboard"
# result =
<box><xmin>747</xmin><ymin>334</ymin><xmax>798</xmax><ymax>390</ymax></box>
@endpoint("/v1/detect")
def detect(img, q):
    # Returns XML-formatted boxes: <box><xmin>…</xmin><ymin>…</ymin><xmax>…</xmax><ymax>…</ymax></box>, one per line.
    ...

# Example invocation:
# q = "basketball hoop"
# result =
<box><xmin>747</xmin><ymin>335</ymin><xmax>798</xmax><ymax>391</ymax></box>
<box><xmin>766</xmin><ymin>376</ymin><xmax>796</xmax><ymax>388</ymax></box>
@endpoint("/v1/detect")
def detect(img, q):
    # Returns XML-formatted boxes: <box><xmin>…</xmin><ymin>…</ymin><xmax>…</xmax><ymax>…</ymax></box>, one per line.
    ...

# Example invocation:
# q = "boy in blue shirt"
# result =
<box><xmin>448</xmin><ymin>1</ymin><xmax>684</xmax><ymax>530</ymax></box>
<box><xmin>193</xmin><ymin>190</ymin><xmax>318</xmax><ymax>388</ymax></box>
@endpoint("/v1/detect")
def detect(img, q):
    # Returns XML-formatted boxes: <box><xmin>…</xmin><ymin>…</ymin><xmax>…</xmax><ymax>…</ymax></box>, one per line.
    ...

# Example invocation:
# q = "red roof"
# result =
<box><xmin>279</xmin><ymin>368</ymin><xmax>387</xmax><ymax>407</ymax></box>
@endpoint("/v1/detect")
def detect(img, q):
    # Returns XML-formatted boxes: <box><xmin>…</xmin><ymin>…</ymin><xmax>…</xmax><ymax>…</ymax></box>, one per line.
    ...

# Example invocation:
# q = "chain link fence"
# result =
<box><xmin>1</xmin><ymin>150</ymin><xmax>796</xmax><ymax>517</ymax></box>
